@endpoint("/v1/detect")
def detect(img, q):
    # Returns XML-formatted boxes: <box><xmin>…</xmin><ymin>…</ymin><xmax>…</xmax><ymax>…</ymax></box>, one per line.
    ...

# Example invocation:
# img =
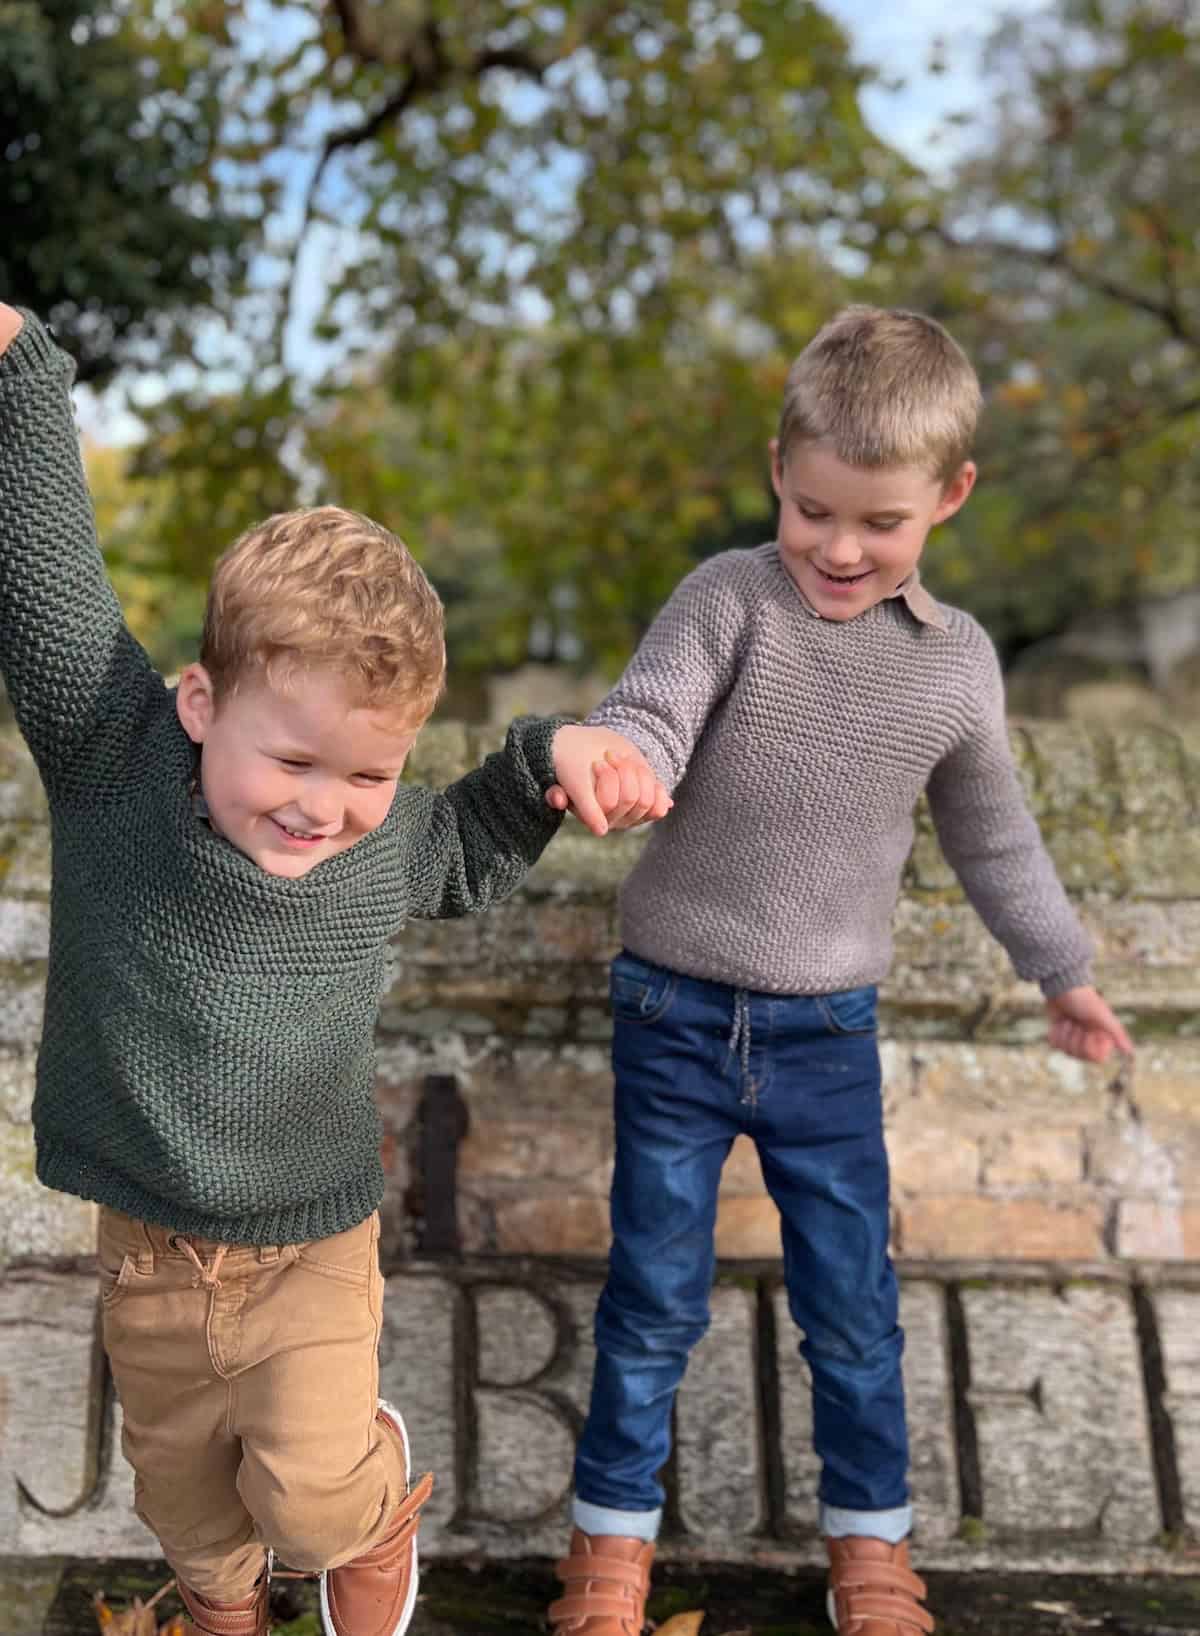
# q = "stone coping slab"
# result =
<box><xmin>2</xmin><ymin>1258</ymin><xmax>1199</xmax><ymax>1575</ymax></box>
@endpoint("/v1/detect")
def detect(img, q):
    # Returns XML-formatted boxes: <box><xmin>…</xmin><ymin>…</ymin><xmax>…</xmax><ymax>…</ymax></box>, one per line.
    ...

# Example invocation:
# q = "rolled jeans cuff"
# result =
<box><xmin>821</xmin><ymin>1502</ymin><xmax>913</xmax><ymax>1544</ymax></box>
<box><xmin>572</xmin><ymin>1497</ymin><xmax>662</xmax><ymax>1542</ymax></box>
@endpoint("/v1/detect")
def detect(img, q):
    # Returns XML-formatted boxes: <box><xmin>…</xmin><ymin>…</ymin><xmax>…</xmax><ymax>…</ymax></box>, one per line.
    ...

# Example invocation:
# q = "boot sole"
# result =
<box><xmin>319</xmin><ymin>1399</ymin><xmax>417</xmax><ymax>1636</ymax></box>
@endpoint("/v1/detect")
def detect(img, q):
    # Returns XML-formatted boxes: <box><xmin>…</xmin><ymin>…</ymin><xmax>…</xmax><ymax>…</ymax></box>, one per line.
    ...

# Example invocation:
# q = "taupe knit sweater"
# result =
<box><xmin>0</xmin><ymin>314</ymin><xmax>564</xmax><ymax>1243</ymax></box>
<box><xmin>588</xmin><ymin>545</ymin><xmax>1092</xmax><ymax>997</ymax></box>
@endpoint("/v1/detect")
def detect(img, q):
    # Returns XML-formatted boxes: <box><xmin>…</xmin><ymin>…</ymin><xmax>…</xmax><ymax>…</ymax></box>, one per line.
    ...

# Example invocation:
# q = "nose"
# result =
<box><xmin>824</xmin><ymin>527</ymin><xmax>862</xmax><ymax>568</ymax></box>
<box><xmin>295</xmin><ymin>781</ymin><xmax>343</xmax><ymax>831</ymax></box>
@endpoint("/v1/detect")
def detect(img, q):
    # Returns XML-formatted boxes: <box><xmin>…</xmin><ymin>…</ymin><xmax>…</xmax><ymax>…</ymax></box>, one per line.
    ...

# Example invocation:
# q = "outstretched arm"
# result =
<box><xmin>0</xmin><ymin>305</ymin><xmax>161</xmax><ymax>796</ymax></box>
<box><xmin>927</xmin><ymin>625</ymin><xmax>1132</xmax><ymax>1064</ymax></box>
<box><xmin>578</xmin><ymin>554</ymin><xmax>748</xmax><ymax>791</ymax></box>
<box><xmin>402</xmin><ymin>715</ymin><xmax>567</xmax><ymax>919</ymax></box>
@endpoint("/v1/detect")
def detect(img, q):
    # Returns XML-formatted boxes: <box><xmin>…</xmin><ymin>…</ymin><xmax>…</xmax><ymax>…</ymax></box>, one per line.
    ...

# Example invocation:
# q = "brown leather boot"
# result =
<box><xmin>319</xmin><ymin>1398</ymin><xmax>433</xmax><ymax>1636</ymax></box>
<box><xmin>177</xmin><ymin>1574</ymin><xmax>269</xmax><ymax>1636</ymax></box>
<box><xmin>825</xmin><ymin>1537</ymin><xmax>935</xmax><ymax>1635</ymax></box>
<box><xmin>320</xmin><ymin>1471</ymin><xmax>434</xmax><ymax>1636</ymax></box>
<box><xmin>548</xmin><ymin>1529</ymin><xmax>655</xmax><ymax>1635</ymax></box>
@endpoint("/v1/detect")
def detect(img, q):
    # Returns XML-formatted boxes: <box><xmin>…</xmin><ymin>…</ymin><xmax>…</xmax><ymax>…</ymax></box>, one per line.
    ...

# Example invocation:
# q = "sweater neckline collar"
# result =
<box><xmin>770</xmin><ymin>544</ymin><xmax>947</xmax><ymax>632</ymax></box>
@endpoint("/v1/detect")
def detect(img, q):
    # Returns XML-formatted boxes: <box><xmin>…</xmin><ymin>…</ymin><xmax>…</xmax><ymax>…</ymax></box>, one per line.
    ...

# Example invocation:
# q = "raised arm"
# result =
<box><xmin>0</xmin><ymin>306</ymin><xmax>161</xmax><ymax>796</ymax></box>
<box><xmin>584</xmin><ymin>553</ymin><xmax>748</xmax><ymax>790</ymax></box>
<box><xmin>402</xmin><ymin>715</ymin><xmax>567</xmax><ymax>919</ymax></box>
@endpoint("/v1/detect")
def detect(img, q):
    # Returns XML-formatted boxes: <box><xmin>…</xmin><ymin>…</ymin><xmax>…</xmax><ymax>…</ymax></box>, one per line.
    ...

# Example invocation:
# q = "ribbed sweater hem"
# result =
<box><xmin>38</xmin><ymin>1143</ymin><xmax>384</xmax><ymax>1246</ymax></box>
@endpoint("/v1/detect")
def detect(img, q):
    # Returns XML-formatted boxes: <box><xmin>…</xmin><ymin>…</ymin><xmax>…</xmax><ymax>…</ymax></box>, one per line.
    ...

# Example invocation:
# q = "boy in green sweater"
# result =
<box><xmin>0</xmin><ymin>303</ymin><xmax>669</xmax><ymax>1636</ymax></box>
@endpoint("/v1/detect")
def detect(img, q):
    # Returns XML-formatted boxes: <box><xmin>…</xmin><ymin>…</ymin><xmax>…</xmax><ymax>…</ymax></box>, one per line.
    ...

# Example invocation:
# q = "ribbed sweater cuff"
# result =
<box><xmin>515</xmin><ymin>713</ymin><xmax>575</xmax><ymax>790</ymax></box>
<box><xmin>0</xmin><ymin>310</ymin><xmax>69</xmax><ymax>380</ymax></box>
<box><xmin>1039</xmin><ymin>966</ymin><xmax>1093</xmax><ymax>999</ymax></box>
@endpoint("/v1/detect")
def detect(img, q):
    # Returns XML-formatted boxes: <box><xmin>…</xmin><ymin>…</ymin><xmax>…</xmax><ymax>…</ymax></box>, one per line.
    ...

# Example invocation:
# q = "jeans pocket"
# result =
<box><xmin>97</xmin><ymin>1210</ymin><xmax>141</xmax><ymax>1309</ymax></box>
<box><xmin>98</xmin><ymin>1252</ymin><xmax>134</xmax><ymax>1309</ymax></box>
<box><xmin>816</xmin><ymin>984</ymin><xmax>879</xmax><ymax>1036</ymax></box>
<box><xmin>609</xmin><ymin>951</ymin><xmax>677</xmax><ymax>1026</ymax></box>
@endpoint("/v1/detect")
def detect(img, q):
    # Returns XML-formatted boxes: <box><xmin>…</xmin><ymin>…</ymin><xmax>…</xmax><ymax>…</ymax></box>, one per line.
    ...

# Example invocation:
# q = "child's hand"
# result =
<box><xmin>547</xmin><ymin>726</ymin><xmax>672</xmax><ymax>836</ymax></box>
<box><xmin>0</xmin><ymin>304</ymin><xmax>24</xmax><ymax>357</ymax></box>
<box><xmin>1045</xmin><ymin>986</ymin><xmax>1134</xmax><ymax>1063</ymax></box>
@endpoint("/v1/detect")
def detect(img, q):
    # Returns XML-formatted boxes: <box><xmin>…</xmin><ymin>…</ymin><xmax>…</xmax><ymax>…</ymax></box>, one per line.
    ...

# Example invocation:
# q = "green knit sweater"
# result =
<box><xmin>0</xmin><ymin>315</ymin><xmax>564</xmax><ymax>1244</ymax></box>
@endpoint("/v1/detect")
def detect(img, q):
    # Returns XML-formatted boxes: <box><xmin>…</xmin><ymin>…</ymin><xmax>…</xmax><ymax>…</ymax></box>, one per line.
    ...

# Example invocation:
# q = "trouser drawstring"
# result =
<box><xmin>727</xmin><ymin>988</ymin><xmax>757</xmax><ymax>1108</ymax></box>
<box><xmin>171</xmin><ymin>1236</ymin><xmax>229</xmax><ymax>1289</ymax></box>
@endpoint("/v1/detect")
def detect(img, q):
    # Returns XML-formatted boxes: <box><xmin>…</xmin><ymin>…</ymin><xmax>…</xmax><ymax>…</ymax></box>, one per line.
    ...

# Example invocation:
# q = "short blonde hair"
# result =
<box><xmin>201</xmin><ymin>506</ymin><xmax>445</xmax><ymax>722</ymax></box>
<box><xmin>778</xmin><ymin>306</ymin><xmax>982</xmax><ymax>482</ymax></box>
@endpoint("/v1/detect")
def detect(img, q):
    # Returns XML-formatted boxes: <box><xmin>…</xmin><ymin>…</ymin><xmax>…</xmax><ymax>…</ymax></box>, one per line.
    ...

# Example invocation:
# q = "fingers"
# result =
<box><xmin>556</xmin><ymin>763</ymin><xmax>611</xmax><ymax>836</ymax></box>
<box><xmin>599</xmin><ymin>756</ymin><xmax>674</xmax><ymax>830</ymax></box>
<box><xmin>549</xmin><ymin>746</ymin><xmax>672</xmax><ymax>835</ymax></box>
<box><xmin>1048</xmin><ymin>1020</ymin><xmax>1114</xmax><ymax>1063</ymax></box>
<box><xmin>1108</xmin><ymin>1016</ymin><xmax>1136</xmax><ymax>1057</ymax></box>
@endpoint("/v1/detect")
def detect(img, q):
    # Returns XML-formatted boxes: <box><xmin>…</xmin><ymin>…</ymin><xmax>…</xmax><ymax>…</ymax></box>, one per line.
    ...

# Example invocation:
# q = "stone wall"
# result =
<box><xmin>383</xmin><ymin>719</ymin><xmax>1200</xmax><ymax>1269</ymax></box>
<box><xmin>1</xmin><ymin>719</ymin><xmax>1199</xmax><ymax>1568</ymax></box>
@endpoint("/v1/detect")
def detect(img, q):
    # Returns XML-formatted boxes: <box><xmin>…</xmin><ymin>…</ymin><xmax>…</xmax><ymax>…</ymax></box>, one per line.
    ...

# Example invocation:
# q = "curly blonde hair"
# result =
<box><xmin>201</xmin><ymin>507</ymin><xmax>445</xmax><ymax>722</ymax></box>
<box><xmin>778</xmin><ymin>306</ymin><xmax>982</xmax><ymax>482</ymax></box>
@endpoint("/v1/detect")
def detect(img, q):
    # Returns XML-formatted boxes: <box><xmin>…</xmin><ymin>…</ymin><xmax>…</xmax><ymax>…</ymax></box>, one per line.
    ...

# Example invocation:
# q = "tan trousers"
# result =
<box><xmin>98</xmin><ymin>1206</ymin><xmax>409</xmax><ymax>1601</ymax></box>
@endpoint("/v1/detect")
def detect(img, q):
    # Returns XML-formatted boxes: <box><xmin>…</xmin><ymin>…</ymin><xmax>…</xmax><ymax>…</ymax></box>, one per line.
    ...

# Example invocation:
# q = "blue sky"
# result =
<box><xmin>823</xmin><ymin>0</ymin><xmax>1044</xmax><ymax>172</ymax></box>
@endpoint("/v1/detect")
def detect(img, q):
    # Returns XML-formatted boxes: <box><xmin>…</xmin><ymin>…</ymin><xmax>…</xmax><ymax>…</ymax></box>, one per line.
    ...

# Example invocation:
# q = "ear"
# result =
<box><xmin>932</xmin><ymin>461</ymin><xmax>977</xmax><ymax>525</ymax></box>
<box><xmin>176</xmin><ymin>663</ymin><xmax>217</xmax><ymax>745</ymax></box>
<box><xmin>769</xmin><ymin>438</ymin><xmax>785</xmax><ymax>502</ymax></box>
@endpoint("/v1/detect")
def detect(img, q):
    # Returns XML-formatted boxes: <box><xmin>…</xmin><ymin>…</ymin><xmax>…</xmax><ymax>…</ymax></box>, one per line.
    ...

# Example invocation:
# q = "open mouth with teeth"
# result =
<box><xmin>815</xmin><ymin>564</ymin><xmax>874</xmax><ymax>585</ymax></box>
<box><xmin>270</xmin><ymin>817</ymin><xmax>328</xmax><ymax>845</ymax></box>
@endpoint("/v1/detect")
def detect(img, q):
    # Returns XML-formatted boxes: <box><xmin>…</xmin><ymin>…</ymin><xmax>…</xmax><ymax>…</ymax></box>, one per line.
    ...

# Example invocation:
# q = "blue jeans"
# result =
<box><xmin>572</xmin><ymin>952</ymin><xmax>910</xmax><ymax>1545</ymax></box>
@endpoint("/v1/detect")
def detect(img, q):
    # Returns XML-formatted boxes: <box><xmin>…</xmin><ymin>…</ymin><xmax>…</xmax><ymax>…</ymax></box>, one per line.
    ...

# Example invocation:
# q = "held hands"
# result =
<box><xmin>547</xmin><ymin>725</ymin><xmax>672</xmax><ymax>837</ymax></box>
<box><xmin>1046</xmin><ymin>986</ymin><xmax>1134</xmax><ymax>1064</ymax></box>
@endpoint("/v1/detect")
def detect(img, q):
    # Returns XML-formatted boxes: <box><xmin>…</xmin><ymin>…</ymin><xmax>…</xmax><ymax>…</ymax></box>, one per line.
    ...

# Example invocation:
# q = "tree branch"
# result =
<box><xmin>932</xmin><ymin>223</ymin><xmax>1196</xmax><ymax>346</ymax></box>
<box><xmin>281</xmin><ymin>0</ymin><xmax>631</xmax><ymax>359</ymax></box>
<box><xmin>987</xmin><ymin>390</ymin><xmax>1200</xmax><ymax>517</ymax></box>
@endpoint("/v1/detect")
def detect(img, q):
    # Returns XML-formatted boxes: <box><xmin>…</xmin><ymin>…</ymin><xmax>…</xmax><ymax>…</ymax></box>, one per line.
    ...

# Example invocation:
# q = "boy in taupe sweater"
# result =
<box><xmin>547</xmin><ymin>308</ymin><xmax>1132</xmax><ymax>1636</ymax></box>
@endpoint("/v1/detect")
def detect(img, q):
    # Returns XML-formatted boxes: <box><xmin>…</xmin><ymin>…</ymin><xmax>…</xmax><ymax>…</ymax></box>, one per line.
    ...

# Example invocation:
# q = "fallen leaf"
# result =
<box><xmin>653</xmin><ymin>1615</ymin><xmax>705</xmax><ymax>1636</ymax></box>
<box><xmin>92</xmin><ymin>1595</ymin><xmax>157</xmax><ymax>1636</ymax></box>
<box><xmin>92</xmin><ymin>1579</ymin><xmax>178</xmax><ymax>1636</ymax></box>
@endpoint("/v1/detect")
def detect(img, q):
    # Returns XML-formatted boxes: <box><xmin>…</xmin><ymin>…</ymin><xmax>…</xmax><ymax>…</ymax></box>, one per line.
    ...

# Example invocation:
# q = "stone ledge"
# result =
<box><xmin>3</xmin><ymin>1259</ymin><xmax>1199</xmax><ymax>1574</ymax></box>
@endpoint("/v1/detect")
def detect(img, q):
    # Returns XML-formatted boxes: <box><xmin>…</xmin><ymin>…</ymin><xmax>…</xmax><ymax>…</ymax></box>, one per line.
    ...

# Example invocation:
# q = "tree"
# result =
<box><xmin>307</xmin><ymin>251</ymin><xmax>847</xmax><ymax>672</ymax></box>
<box><xmin>906</xmin><ymin>0</ymin><xmax>1200</xmax><ymax>651</ymax></box>
<box><xmin>0</xmin><ymin>0</ymin><xmax>247</xmax><ymax>383</ymax></box>
<box><xmin>114</xmin><ymin>0</ymin><xmax>915</xmax><ymax>670</ymax></box>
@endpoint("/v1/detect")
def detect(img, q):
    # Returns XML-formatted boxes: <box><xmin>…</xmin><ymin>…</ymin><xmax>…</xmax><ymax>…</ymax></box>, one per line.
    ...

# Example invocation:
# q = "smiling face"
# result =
<box><xmin>176</xmin><ymin>665</ymin><xmax>421</xmax><ymax>878</ymax></box>
<box><xmin>771</xmin><ymin>440</ymin><xmax>975</xmax><ymax>622</ymax></box>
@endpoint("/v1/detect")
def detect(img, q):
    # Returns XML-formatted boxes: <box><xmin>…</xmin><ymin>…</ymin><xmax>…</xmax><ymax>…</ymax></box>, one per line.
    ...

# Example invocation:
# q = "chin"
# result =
<box><xmin>257</xmin><ymin>848</ymin><xmax>326</xmax><ymax>879</ymax></box>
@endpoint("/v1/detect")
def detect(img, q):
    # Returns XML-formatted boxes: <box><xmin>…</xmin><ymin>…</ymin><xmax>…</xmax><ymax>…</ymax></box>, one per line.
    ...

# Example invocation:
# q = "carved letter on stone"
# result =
<box><xmin>959</xmin><ymin>1283</ymin><xmax>1159</xmax><ymax>1542</ymax></box>
<box><xmin>0</xmin><ymin>1273</ymin><xmax>153</xmax><ymax>1555</ymax></box>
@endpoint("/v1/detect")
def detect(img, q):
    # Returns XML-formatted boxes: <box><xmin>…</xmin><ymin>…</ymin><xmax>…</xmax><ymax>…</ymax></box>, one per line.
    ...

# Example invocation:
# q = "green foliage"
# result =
<box><xmin>47</xmin><ymin>0</ymin><xmax>1200</xmax><ymax>677</ymax></box>
<box><xmin>309</xmin><ymin>253</ymin><xmax>843</xmax><ymax>671</ymax></box>
<box><xmin>81</xmin><ymin>0</ymin><xmax>907</xmax><ymax>672</ymax></box>
<box><xmin>912</xmin><ymin>0</ymin><xmax>1200</xmax><ymax>652</ymax></box>
<box><xmin>0</xmin><ymin>0</ymin><xmax>247</xmax><ymax>382</ymax></box>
